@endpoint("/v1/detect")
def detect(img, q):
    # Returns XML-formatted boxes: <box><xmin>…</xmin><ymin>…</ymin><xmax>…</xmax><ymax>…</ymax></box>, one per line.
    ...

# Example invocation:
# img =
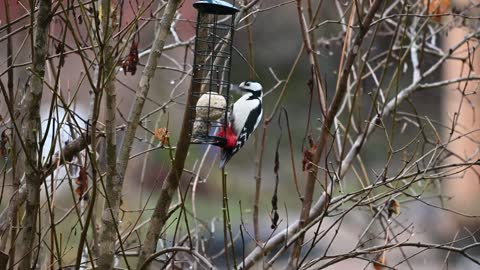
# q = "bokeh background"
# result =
<box><xmin>1</xmin><ymin>0</ymin><xmax>479</xmax><ymax>269</ymax></box>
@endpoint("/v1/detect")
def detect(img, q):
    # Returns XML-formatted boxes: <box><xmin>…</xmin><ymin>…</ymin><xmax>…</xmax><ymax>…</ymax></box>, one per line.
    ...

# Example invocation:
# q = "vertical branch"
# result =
<box><xmin>115</xmin><ymin>0</ymin><xmax>181</xmax><ymax>179</ymax></box>
<box><xmin>75</xmin><ymin>90</ymin><xmax>101</xmax><ymax>270</ymax></box>
<box><xmin>135</xmin><ymin>10</ymin><xmax>209</xmax><ymax>269</ymax></box>
<box><xmin>243</xmin><ymin>0</ymin><xmax>255</xmax><ymax>80</ymax></box>
<box><xmin>19</xmin><ymin>0</ymin><xmax>52</xmax><ymax>268</ymax></box>
<box><xmin>0</xmin><ymin>1</ymin><xmax>24</xmax><ymax>267</ymax></box>
<box><xmin>288</xmin><ymin>0</ymin><xmax>383</xmax><ymax>267</ymax></box>
<box><xmin>244</xmin><ymin>5</ymin><xmax>260</xmax><ymax>240</ymax></box>
<box><xmin>222</xmin><ymin>170</ymin><xmax>238</xmax><ymax>269</ymax></box>
<box><xmin>97</xmin><ymin>0</ymin><xmax>120</xmax><ymax>268</ymax></box>
<box><xmin>253</xmin><ymin>126</ymin><xmax>266</xmax><ymax>241</ymax></box>
<box><xmin>222</xmin><ymin>169</ymin><xmax>231</xmax><ymax>270</ymax></box>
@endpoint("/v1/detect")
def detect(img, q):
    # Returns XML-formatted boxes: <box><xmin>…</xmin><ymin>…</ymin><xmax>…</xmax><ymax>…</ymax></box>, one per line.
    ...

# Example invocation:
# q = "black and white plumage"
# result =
<box><xmin>220</xmin><ymin>81</ymin><xmax>263</xmax><ymax>168</ymax></box>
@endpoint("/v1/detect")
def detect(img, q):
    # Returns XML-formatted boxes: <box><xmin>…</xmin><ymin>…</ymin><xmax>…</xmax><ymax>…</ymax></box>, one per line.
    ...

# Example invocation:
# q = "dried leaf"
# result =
<box><xmin>0</xmin><ymin>130</ymin><xmax>9</xmax><ymax>157</ymax></box>
<box><xmin>424</xmin><ymin>0</ymin><xmax>450</xmax><ymax>22</ymax></box>
<box><xmin>54</xmin><ymin>42</ymin><xmax>66</xmax><ymax>66</ymax></box>
<box><xmin>387</xmin><ymin>199</ymin><xmax>400</xmax><ymax>218</ymax></box>
<box><xmin>55</xmin><ymin>43</ymin><xmax>62</xmax><ymax>54</ymax></box>
<box><xmin>270</xmin><ymin>210</ymin><xmax>279</xmax><ymax>229</ymax></box>
<box><xmin>373</xmin><ymin>252</ymin><xmax>386</xmax><ymax>270</ymax></box>
<box><xmin>154</xmin><ymin>127</ymin><xmax>170</xmax><ymax>146</ymax></box>
<box><xmin>75</xmin><ymin>167</ymin><xmax>88</xmax><ymax>201</ymax></box>
<box><xmin>302</xmin><ymin>134</ymin><xmax>316</xmax><ymax>171</ymax></box>
<box><xmin>271</xmin><ymin>114</ymin><xmax>282</xmax><ymax>230</ymax></box>
<box><xmin>120</xmin><ymin>41</ymin><xmax>139</xmax><ymax>75</ymax></box>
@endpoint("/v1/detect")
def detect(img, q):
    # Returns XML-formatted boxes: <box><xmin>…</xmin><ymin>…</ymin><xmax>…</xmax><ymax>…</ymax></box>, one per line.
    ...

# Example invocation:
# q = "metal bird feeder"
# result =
<box><xmin>190</xmin><ymin>0</ymin><xmax>239</xmax><ymax>146</ymax></box>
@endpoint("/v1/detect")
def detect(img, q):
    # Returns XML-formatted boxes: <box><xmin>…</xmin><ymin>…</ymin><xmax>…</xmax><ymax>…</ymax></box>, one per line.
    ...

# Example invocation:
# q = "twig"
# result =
<box><xmin>138</xmin><ymin>246</ymin><xmax>216</xmax><ymax>270</ymax></box>
<box><xmin>290</xmin><ymin>0</ymin><xmax>384</xmax><ymax>267</ymax></box>
<box><xmin>132</xmin><ymin>0</ymin><xmax>190</xmax><ymax>268</ymax></box>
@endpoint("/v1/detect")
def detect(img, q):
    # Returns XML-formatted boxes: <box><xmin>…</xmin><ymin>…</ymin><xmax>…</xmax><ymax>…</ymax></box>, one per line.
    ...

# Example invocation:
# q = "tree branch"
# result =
<box><xmin>138</xmin><ymin>247</ymin><xmax>215</xmax><ymax>270</ymax></box>
<box><xmin>134</xmin><ymin>9</ymin><xmax>209</xmax><ymax>269</ymax></box>
<box><xmin>97</xmin><ymin>0</ymin><xmax>122</xmax><ymax>268</ymax></box>
<box><xmin>240</xmin><ymin>25</ymin><xmax>480</xmax><ymax>268</ymax></box>
<box><xmin>290</xmin><ymin>0</ymin><xmax>384</xmax><ymax>267</ymax></box>
<box><xmin>19</xmin><ymin>0</ymin><xmax>52</xmax><ymax>268</ymax></box>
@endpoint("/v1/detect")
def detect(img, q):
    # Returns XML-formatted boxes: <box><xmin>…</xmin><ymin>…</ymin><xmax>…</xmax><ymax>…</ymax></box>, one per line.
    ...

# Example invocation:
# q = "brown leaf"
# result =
<box><xmin>387</xmin><ymin>199</ymin><xmax>400</xmax><ymax>218</ymax></box>
<box><xmin>120</xmin><ymin>41</ymin><xmax>139</xmax><ymax>75</ymax></box>
<box><xmin>424</xmin><ymin>0</ymin><xmax>450</xmax><ymax>22</ymax></box>
<box><xmin>75</xmin><ymin>167</ymin><xmax>88</xmax><ymax>201</ymax></box>
<box><xmin>0</xmin><ymin>130</ymin><xmax>9</xmax><ymax>157</ymax></box>
<box><xmin>154</xmin><ymin>127</ymin><xmax>170</xmax><ymax>146</ymax></box>
<box><xmin>373</xmin><ymin>252</ymin><xmax>386</xmax><ymax>270</ymax></box>
<box><xmin>302</xmin><ymin>134</ymin><xmax>316</xmax><ymax>171</ymax></box>
<box><xmin>55</xmin><ymin>43</ymin><xmax>63</xmax><ymax>54</ymax></box>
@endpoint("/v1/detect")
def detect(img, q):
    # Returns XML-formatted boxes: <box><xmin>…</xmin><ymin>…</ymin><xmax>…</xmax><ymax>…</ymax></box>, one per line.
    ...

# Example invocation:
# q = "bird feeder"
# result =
<box><xmin>190</xmin><ymin>0</ymin><xmax>239</xmax><ymax>146</ymax></box>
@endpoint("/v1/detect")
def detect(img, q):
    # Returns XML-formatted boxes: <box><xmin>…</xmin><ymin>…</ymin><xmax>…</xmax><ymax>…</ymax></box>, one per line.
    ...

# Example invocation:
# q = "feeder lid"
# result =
<box><xmin>193</xmin><ymin>0</ymin><xmax>239</xmax><ymax>15</ymax></box>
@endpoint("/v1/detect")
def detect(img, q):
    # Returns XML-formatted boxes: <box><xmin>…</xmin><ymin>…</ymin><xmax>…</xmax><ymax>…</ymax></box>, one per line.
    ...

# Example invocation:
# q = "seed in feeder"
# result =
<box><xmin>195</xmin><ymin>92</ymin><xmax>226</xmax><ymax>120</ymax></box>
<box><xmin>192</xmin><ymin>120</ymin><xmax>209</xmax><ymax>140</ymax></box>
<box><xmin>192</xmin><ymin>92</ymin><xmax>227</xmax><ymax>139</ymax></box>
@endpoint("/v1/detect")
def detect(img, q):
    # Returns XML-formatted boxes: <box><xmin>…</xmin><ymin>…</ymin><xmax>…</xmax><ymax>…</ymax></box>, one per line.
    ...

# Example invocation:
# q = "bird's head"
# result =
<box><xmin>239</xmin><ymin>81</ymin><xmax>262</xmax><ymax>94</ymax></box>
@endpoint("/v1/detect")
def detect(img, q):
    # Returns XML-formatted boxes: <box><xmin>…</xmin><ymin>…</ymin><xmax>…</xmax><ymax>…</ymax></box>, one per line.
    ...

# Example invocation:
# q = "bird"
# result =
<box><xmin>217</xmin><ymin>81</ymin><xmax>263</xmax><ymax>168</ymax></box>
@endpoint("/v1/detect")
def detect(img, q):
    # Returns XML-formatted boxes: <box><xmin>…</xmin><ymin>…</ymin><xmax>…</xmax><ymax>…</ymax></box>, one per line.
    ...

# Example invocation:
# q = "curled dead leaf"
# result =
<box><xmin>302</xmin><ymin>134</ymin><xmax>316</xmax><ymax>171</ymax></box>
<box><xmin>155</xmin><ymin>127</ymin><xmax>170</xmax><ymax>146</ymax></box>
<box><xmin>120</xmin><ymin>41</ymin><xmax>139</xmax><ymax>75</ymax></box>
<box><xmin>387</xmin><ymin>199</ymin><xmax>400</xmax><ymax>218</ymax></box>
<box><xmin>373</xmin><ymin>251</ymin><xmax>386</xmax><ymax>270</ymax></box>
<box><xmin>0</xmin><ymin>129</ymin><xmax>9</xmax><ymax>157</ymax></box>
<box><xmin>75</xmin><ymin>167</ymin><xmax>89</xmax><ymax>201</ymax></box>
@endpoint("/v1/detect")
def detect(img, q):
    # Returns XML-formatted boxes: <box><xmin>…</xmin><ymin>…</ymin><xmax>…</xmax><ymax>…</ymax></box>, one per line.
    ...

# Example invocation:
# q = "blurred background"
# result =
<box><xmin>1</xmin><ymin>0</ymin><xmax>480</xmax><ymax>269</ymax></box>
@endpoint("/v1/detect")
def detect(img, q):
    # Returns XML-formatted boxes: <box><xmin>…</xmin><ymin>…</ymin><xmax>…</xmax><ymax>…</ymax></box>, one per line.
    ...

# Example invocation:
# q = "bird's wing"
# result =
<box><xmin>220</xmin><ymin>94</ymin><xmax>262</xmax><ymax>169</ymax></box>
<box><xmin>231</xmin><ymin>102</ymin><xmax>263</xmax><ymax>156</ymax></box>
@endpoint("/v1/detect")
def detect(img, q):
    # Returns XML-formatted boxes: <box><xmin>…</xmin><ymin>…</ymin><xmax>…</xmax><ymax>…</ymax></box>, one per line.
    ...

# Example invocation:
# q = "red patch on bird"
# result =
<box><xmin>217</xmin><ymin>124</ymin><xmax>237</xmax><ymax>149</ymax></box>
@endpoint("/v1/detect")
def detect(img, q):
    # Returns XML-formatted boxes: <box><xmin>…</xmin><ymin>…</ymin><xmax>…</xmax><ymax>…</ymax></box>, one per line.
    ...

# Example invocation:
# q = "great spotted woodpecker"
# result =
<box><xmin>217</xmin><ymin>81</ymin><xmax>263</xmax><ymax>168</ymax></box>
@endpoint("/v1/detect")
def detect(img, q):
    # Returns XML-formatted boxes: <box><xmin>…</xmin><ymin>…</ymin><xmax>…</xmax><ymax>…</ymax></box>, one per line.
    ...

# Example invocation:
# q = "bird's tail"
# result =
<box><xmin>219</xmin><ymin>149</ymin><xmax>232</xmax><ymax>169</ymax></box>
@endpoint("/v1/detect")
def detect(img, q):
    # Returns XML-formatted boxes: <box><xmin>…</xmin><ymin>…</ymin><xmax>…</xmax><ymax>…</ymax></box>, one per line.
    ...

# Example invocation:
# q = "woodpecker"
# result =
<box><xmin>218</xmin><ymin>81</ymin><xmax>263</xmax><ymax>168</ymax></box>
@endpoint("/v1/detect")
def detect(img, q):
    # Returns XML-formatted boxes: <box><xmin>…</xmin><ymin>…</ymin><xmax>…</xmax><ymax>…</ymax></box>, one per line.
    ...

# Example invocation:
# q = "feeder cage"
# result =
<box><xmin>190</xmin><ymin>0</ymin><xmax>239</xmax><ymax>146</ymax></box>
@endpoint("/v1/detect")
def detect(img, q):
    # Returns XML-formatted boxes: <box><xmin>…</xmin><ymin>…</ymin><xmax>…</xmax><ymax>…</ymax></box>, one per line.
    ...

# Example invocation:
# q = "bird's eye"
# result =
<box><xmin>245</xmin><ymin>82</ymin><xmax>250</xmax><ymax>86</ymax></box>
